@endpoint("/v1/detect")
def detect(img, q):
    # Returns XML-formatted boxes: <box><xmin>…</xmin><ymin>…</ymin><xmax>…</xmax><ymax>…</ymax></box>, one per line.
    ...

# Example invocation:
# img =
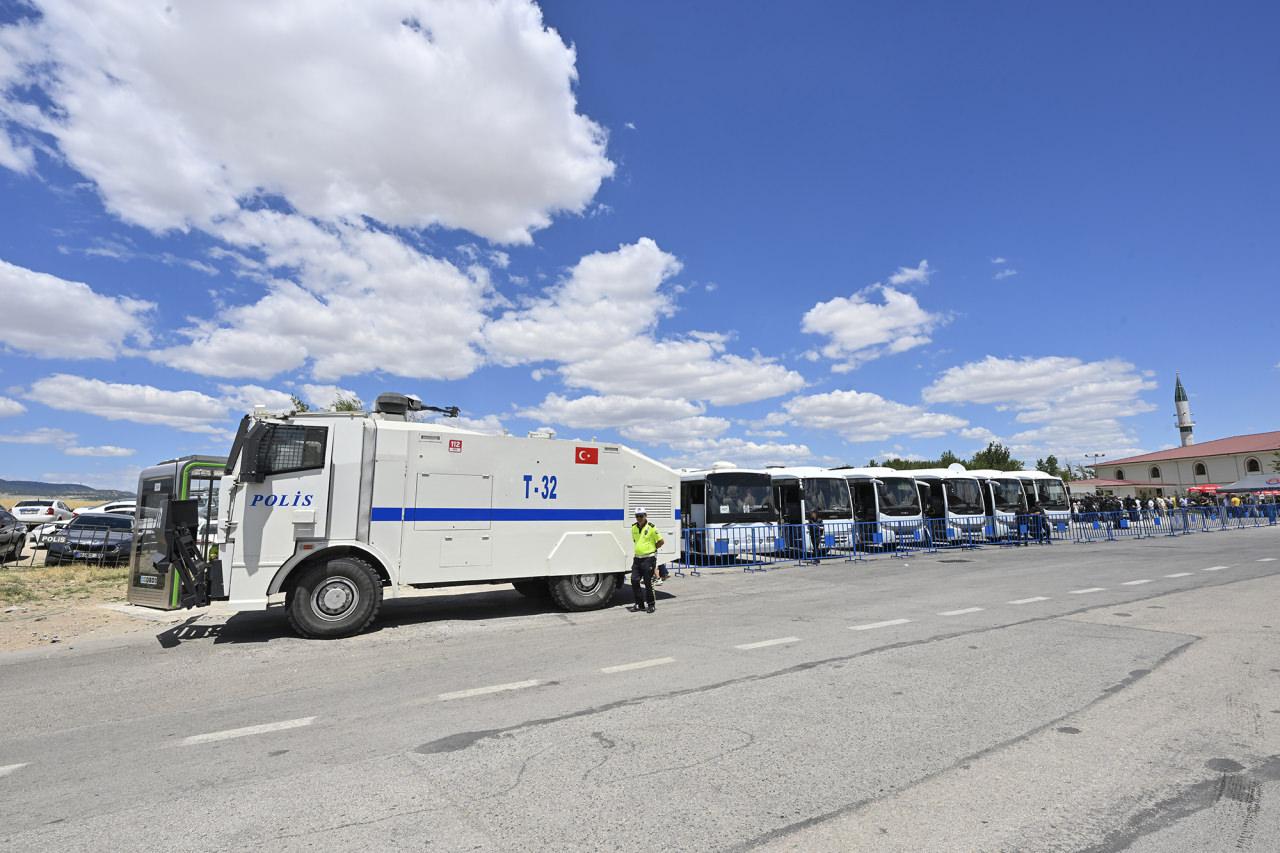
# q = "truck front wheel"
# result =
<box><xmin>287</xmin><ymin>556</ymin><xmax>383</xmax><ymax>639</ymax></box>
<box><xmin>548</xmin><ymin>573</ymin><xmax>618</xmax><ymax>611</ymax></box>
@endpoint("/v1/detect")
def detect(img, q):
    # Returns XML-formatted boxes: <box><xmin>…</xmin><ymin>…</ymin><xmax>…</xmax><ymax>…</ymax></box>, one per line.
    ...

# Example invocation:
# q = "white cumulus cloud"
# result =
<box><xmin>519</xmin><ymin>393</ymin><xmax>703</xmax><ymax>429</ymax></box>
<box><xmin>0</xmin><ymin>396</ymin><xmax>25</xmax><ymax>418</ymax></box>
<box><xmin>149</xmin><ymin>211</ymin><xmax>490</xmax><ymax>381</ymax></box>
<box><xmin>922</xmin><ymin>355</ymin><xmax>1156</xmax><ymax>457</ymax></box>
<box><xmin>0</xmin><ymin>0</ymin><xmax>613</xmax><ymax>244</ymax></box>
<box><xmin>887</xmin><ymin>259</ymin><xmax>932</xmax><ymax>287</ymax></box>
<box><xmin>0</xmin><ymin>427</ymin><xmax>76</xmax><ymax>446</ymax></box>
<box><xmin>0</xmin><ymin>259</ymin><xmax>152</xmax><ymax>359</ymax></box>
<box><xmin>802</xmin><ymin>285</ymin><xmax>945</xmax><ymax>372</ymax></box>
<box><xmin>769</xmin><ymin>389</ymin><xmax>967</xmax><ymax>443</ymax></box>
<box><xmin>27</xmin><ymin>374</ymin><xmax>233</xmax><ymax>434</ymax></box>
<box><xmin>64</xmin><ymin>445</ymin><xmax>136</xmax><ymax>458</ymax></box>
<box><xmin>487</xmin><ymin>239</ymin><xmax>805</xmax><ymax>405</ymax></box>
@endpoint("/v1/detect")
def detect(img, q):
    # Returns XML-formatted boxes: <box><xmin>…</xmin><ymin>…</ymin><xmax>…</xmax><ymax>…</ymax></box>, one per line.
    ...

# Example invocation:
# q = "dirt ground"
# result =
<box><xmin>0</xmin><ymin>544</ymin><xmax>161</xmax><ymax>652</ymax></box>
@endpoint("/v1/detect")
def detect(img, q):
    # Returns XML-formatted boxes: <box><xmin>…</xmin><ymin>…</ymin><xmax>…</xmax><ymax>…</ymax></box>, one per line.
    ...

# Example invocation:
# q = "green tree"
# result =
<box><xmin>967</xmin><ymin>442</ymin><xmax>1024</xmax><ymax>471</ymax></box>
<box><xmin>289</xmin><ymin>394</ymin><xmax>310</xmax><ymax>413</ymax></box>
<box><xmin>1035</xmin><ymin>455</ymin><xmax>1061</xmax><ymax>477</ymax></box>
<box><xmin>938</xmin><ymin>449</ymin><xmax>961</xmax><ymax>466</ymax></box>
<box><xmin>330</xmin><ymin>393</ymin><xmax>364</xmax><ymax>412</ymax></box>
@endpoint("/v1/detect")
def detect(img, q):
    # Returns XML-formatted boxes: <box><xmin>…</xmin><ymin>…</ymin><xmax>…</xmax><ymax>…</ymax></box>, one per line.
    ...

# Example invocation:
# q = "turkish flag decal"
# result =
<box><xmin>575</xmin><ymin>446</ymin><xmax>599</xmax><ymax>464</ymax></box>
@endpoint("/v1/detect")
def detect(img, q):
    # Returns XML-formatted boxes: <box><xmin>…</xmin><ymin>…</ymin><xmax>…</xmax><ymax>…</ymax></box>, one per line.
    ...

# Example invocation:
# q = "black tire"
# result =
<box><xmin>548</xmin><ymin>573</ymin><xmax>618</xmax><ymax>612</ymax></box>
<box><xmin>286</xmin><ymin>555</ymin><xmax>383</xmax><ymax>639</ymax></box>
<box><xmin>511</xmin><ymin>579</ymin><xmax>551</xmax><ymax>599</ymax></box>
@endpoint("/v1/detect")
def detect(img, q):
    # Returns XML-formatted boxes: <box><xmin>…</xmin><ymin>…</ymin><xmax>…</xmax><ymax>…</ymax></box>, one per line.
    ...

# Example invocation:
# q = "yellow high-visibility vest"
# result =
<box><xmin>632</xmin><ymin>522</ymin><xmax>662</xmax><ymax>556</ymax></box>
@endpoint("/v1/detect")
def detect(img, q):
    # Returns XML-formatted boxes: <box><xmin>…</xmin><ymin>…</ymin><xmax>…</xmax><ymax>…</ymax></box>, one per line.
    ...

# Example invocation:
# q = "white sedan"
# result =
<box><xmin>75</xmin><ymin>500</ymin><xmax>136</xmax><ymax>517</ymax></box>
<box><xmin>12</xmin><ymin>499</ymin><xmax>75</xmax><ymax>528</ymax></box>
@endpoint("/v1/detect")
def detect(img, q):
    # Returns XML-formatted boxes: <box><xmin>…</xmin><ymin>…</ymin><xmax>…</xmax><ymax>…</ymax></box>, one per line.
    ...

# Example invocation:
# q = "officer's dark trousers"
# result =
<box><xmin>631</xmin><ymin>555</ymin><xmax>656</xmax><ymax>607</ymax></box>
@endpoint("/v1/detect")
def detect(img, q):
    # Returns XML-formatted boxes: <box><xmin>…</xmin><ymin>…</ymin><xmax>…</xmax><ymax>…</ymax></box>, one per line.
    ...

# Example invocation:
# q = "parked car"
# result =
<box><xmin>44</xmin><ymin>513</ymin><xmax>135</xmax><ymax>566</ymax></box>
<box><xmin>0</xmin><ymin>509</ymin><xmax>26</xmax><ymax>563</ymax></box>
<box><xmin>12</xmin><ymin>499</ymin><xmax>75</xmax><ymax>528</ymax></box>
<box><xmin>74</xmin><ymin>500</ymin><xmax>136</xmax><ymax>517</ymax></box>
<box><xmin>29</xmin><ymin>518</ymin><xmax>72</xmax><ymax>549</ymax></box>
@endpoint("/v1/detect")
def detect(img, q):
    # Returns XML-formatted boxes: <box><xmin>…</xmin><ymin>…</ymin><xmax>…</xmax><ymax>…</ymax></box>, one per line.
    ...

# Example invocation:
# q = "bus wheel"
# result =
<box><xmin>549</xmin><ymin>573</ymin><xmax>618</xmax><ymax>611</ymax></box>
<box><xmin>287</xmin><ymin>556</ymin><xmax>383</xmax><ymax>639</ymax></box>
<box><xmin>511</xmin><ymin>579</ymin><xmax>551</xmax><ymax>599</ymax></box>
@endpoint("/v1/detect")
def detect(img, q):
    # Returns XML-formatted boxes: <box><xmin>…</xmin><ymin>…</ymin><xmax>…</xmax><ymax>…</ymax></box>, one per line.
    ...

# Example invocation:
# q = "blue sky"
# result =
<box><xmin>0</xmin><ymin>0</ymin><xmax>1277</xmax><ymax>490</ymax></box>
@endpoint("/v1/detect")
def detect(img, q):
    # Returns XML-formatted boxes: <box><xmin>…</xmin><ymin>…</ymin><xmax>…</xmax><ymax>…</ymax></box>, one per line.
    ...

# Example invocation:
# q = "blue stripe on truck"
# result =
<box><xmin>371</xmin><ymin>507</ymin><xmax>626</xmax><ymax>522</ymax></box>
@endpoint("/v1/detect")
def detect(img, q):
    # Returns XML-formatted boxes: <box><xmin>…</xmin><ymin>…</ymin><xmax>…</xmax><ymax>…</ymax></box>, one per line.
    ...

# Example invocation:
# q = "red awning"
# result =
<box><xmin>1187</xmin><ymin>484</ymin><xmax>1221</xmax><ymax>494</ymax></box>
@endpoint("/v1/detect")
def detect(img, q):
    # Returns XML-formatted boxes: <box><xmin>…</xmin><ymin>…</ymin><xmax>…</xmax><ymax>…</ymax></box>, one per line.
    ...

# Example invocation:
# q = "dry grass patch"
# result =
<box><xmin>0</xmin><ymin>562</ymin><xmax>129</xmax><ymax>606</ymax></box>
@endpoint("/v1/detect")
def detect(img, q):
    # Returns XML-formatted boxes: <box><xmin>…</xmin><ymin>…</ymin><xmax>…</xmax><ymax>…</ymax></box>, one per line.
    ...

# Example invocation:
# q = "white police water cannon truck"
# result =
<box><xmin>141</xmin><ymin>392</ymin><xmax>679</xmax><ymax>638</ymax></box>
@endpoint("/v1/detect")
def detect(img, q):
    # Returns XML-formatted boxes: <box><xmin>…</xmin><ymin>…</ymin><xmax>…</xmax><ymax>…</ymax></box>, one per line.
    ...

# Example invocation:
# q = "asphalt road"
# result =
<box><xmin>2</xmin><ymin>527</ymin><xmax>1280</xmax><ymax>852</ymax></box>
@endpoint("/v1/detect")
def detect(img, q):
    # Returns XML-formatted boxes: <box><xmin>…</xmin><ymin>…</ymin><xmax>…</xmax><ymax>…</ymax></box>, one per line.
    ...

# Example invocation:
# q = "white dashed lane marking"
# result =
<box><xmin>734</xmin><ymin>637</ymin><xmax>800</xmax><ymax>650</ymax></box>
<box><xmin>601</xmin><ymin>657</ymin><xmax>675</xmax><ymax>674</ymax></box>
<box><xmin>1164</xmin><ymin>572</ymin><xmax>1193</xmax><ymax>578</ymax></box>
<box><xmin>1203</xmin><ymin>565</ymin><xmax>1229</xmax><ymax>572</ymax></box>
<box><xmin>1121</xmin><ymin>579</ymin><xmax>1154</xmax><ymax>586</ymax></box>
<box><xmin>180</xmin><ymin>717</ymin><xmax>316</xmax><ymax>746</ymax></box>
<box><xmin>937</xmin><ymin>607</ymin><xmax>984</xmax><ymax>616</ymax></box>
<box><xmin>1008</xmin><ymin>596</ymin><xmax>1051</xmax><ymax>605</ymax></box>
<box><xmin>1069</xmin><ymin>587</ymin><xmax>1106</xmax><ymax>595</ymax></box>
<box><xmin>0</xmin><ymin>763</ymin><xmax>29</xmax><ymax>778</ymax></box>
<box><xmin>850</xmin><ymin>618</ymin><xmax>912</xmax><ymax>631</ymax></box>
<box><xmin>438</xmin><ymin>680</ymin><xmax>541</xmax><ymax>701</ymax></box>
<box><xmin>1259</xmin><ymin>558</ymin><xmax>1277</xmax><ymax>562</ymax></box>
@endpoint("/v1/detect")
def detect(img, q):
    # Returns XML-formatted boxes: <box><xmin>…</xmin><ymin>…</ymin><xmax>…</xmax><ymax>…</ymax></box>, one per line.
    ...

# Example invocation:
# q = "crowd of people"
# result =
<box><xmin>1071</xmin><ymin>491</ymin><xmax>1280</xmax><ymax>521</ymax></box>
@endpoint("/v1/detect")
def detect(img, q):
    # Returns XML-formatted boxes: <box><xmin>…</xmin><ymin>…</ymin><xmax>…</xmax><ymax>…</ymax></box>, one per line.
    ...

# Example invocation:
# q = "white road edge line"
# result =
<box><xmin>1120</xmin><ymin>579</ymin><xmax>1154</xmax><ymax>586</ymax></box>
<box><xmin>937</xmin><ymin>607</ymin><xmax>984</xmax><ymax>616</ymax></box>
<box><xmin>1008</xmin><ymin>596</ymin><xmax>1050</xmax><ymax>605</ymax></box>
<box><xmin>735</xmin><ymin>637</ymin><xmax>801</xmax><ymax>650</ymax></box>
<box><xmin>601</xmin><ymin>657</ymin><xmax>675</xmax><ymax>674</ymax></box>
<box><xmin>850</xmin><ymin>618</ymin><xmax>912</xmax><ymax>631</ymax></box>
<box><xmin>438</xmin><ymin>680</ymin><xmax>541</xmax><ymax>701</ymax></box>
<box><xmin>1068</xmin><ymin>587</ymin><xmax>1106</xmax><ymax>595</ymax></box>
<box><xmin>1203</xmin><ymin>565</ymin><xmax>1229</xmax><ymax>572</ymax></box>
<box><xmin>180</xmin><ymin>717</ymin><xmax>316</xmax><ymax>746</ymax></box>
<box><xmin>1259</xmin><ymin>557</ymin><xmax>1277</xmax><ymax>562</ymax></box>
<box><xmin>1164</xmin><ymin>572</ymin><xmax>1193</xmax><ymax>578</ymax></box>
<box><xmin>0</xmin><ymin>763</ymin><xmax>29</xmax><ymax>778</ymax></box>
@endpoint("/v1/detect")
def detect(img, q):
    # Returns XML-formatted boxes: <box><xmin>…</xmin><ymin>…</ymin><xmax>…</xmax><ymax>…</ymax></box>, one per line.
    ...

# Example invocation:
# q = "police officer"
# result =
<box><xmin>629</xmin><ymin>508</ymin><xmax>665</xmax><ymax>613</ymax></box>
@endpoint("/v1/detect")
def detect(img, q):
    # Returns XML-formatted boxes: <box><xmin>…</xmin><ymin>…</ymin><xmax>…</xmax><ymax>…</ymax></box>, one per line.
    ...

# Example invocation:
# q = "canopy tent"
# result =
<box><xmin>1218</xmin><ymin>473</ymin><xmax>1280</xmax><ymax>493</ymax></box>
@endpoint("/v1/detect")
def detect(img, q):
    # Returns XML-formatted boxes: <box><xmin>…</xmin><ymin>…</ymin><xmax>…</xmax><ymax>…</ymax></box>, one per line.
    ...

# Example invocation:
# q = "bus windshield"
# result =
<box><xmin>944</xmin><ymin>478</ymin><xmax>985</xmax><ymax>515</ymax></box>
<box><xmin>878</xmin><ymin>477</ymin><xmax>922</xmax><ymax>516</ymax></box>
<box><xmin>1036</xmin><ymin>479</ymin><xmax>1070</xmax><ymax>511</ymax></box>
<box><xmin>706</xmin><ymin>473</ymin><xmax>777</xmax><ymax>524</ymax></box>
<box><xmin>992</xmin><ymin>479</ymin><xmax>1026</xmax><ymax>513</ymax></box>
<box><xmin>803</xmin><ymin>478</ymin><xmax>852</xmax><ymax>518</ymax></box>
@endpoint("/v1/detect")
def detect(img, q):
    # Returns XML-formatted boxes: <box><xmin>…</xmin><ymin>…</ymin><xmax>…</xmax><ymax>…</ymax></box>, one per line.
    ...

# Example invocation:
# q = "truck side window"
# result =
<box><xmin>256</xmin><ymin>425</ymin><xmax>328</xmax><ymax>476</ymax></box>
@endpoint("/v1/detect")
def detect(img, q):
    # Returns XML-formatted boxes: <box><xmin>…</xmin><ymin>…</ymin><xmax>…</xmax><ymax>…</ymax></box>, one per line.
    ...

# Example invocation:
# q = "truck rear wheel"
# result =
<box><xmin>286</xmin><ymin>555</ymin><xmax>383</xmax><ymax>639</ymax></box>
<box><xmin>548</xmin><ymin>573</ymin><xmax>618</xmax><ymax>611</ymax></box>
<box><xmin>511</xmin><ymin>579</ymin><xmax>551</xmax><ymax>599</ymax></box>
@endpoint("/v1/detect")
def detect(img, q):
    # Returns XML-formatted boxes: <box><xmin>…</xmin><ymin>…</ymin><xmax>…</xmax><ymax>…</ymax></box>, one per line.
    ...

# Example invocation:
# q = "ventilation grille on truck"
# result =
<box><xmin>626</xmin><ymin>487</ymin><xmax>675</xmax><ymax>523</ymax></box>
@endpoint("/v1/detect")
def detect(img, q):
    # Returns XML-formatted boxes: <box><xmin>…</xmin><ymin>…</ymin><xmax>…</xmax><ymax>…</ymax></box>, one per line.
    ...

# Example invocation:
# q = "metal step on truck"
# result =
<box><xmin>125</xmin><ymin>392</ymin><xmax>680</xmax><ymax>638</ymax></box>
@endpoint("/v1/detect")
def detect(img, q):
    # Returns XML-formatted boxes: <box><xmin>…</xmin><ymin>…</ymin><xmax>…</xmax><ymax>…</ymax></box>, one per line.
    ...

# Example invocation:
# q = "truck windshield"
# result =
<box><xmin>803</xmin><ymin>478</ymin><xmax>852</xmax><ymax>518</ymax></box>
<box><xmin>944</xmin><ymin>478</ymin><xmax>985</xmax><ymax>515</ymax></box>
<box><xmin>877</xmin><ymin>477</ymin><xmax>921</xmax><ymax>516</ymax></box>
<box><xmin>706</xmin><ymin>473</ymin><xmax>777</xmax><ymax>524</ymax></box>
<box><xmin>1036</xmin><ymin>479</ymin><xmax>1070</xmax><ymax>510</ymax></box>
<box><xmin>992</xmin><ymin>480</ymin><xmax>1026</xmax><ymax>513</ymax></box>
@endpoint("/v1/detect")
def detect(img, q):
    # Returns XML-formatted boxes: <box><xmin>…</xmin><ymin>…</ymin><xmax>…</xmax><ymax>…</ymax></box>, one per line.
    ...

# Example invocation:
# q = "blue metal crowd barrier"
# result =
<box><xmin>669</xmin><ymin>503</ymin><xmax>1277</xmax><ymax>574</ymax></box>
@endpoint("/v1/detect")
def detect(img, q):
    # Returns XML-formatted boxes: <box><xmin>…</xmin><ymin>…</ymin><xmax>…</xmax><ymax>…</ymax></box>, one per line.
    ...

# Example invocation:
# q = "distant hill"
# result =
<box><xmin>0</xmin><ymin>478</ymin><xmax>133</xmax><ymax>500</ymax></box>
